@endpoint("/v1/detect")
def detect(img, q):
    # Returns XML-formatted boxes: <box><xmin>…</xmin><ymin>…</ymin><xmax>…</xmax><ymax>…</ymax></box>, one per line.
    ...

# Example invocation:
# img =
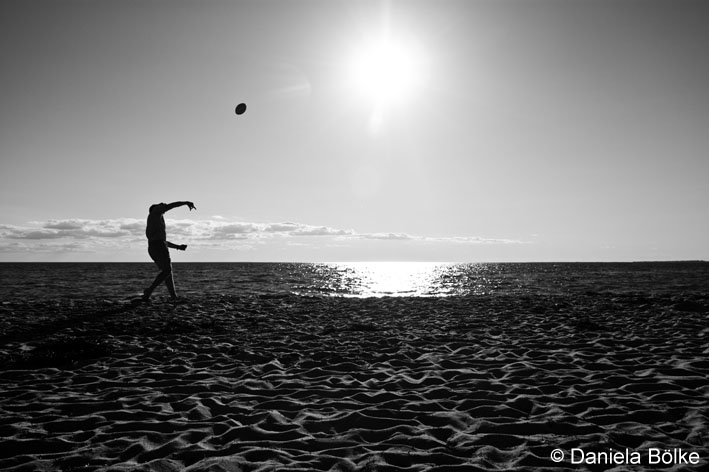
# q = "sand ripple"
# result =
<box><xmin>1</xmin><ymin>293</ymin><xmax>708</xmax><ymax>470</ymax></box>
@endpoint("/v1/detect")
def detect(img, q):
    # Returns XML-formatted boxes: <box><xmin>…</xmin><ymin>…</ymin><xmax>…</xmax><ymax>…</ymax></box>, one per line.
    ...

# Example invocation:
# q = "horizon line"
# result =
<box><xmin>1</xmin><ymin>260</ymin><xmax>706</xmax><ymax>264</ymax></box>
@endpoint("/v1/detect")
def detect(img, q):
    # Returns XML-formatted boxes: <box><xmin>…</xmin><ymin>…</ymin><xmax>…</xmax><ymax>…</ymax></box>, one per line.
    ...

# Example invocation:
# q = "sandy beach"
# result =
<box><xmin>1</xmin><ymin>292</ymin><xmax>707</xmax><ymax>471</ymax></box>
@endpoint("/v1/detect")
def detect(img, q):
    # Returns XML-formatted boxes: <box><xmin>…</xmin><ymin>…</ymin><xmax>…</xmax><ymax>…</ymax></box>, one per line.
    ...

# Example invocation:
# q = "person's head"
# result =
<box><xmin>149</xmin><ymin>203</ymin><xmax>165</xmax><ymax>214</ymax></box>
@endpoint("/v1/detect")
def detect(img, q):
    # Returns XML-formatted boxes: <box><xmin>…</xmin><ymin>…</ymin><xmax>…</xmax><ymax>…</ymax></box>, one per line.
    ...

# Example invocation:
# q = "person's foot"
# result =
<box><xmin>142</xmin><ymin>289</ymin><xmax>152</xmax><ymax>301</ymax></box>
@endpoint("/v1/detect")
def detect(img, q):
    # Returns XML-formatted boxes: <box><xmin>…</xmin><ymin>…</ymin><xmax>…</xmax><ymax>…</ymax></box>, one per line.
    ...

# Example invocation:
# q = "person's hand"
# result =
<box><xmin>186</xmin><ymin>201</ymin><xmax>196</xmax><ymax>211</ymax></box>
<box><xmin>178</xmin><ymin>244</ymin><xmax>188</xmax><ymax>251</ymax></box>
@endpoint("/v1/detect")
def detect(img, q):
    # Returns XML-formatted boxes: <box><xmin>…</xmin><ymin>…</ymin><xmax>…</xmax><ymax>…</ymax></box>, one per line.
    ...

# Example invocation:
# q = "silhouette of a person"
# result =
<box><xmin>143</xmin><ymin>201</ymin><xmax>196</xmax><ymax>300</ymax></box>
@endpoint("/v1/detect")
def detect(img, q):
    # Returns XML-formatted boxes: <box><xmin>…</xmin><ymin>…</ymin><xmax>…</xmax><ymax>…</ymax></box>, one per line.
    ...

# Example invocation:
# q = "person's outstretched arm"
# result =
<box><xmin>163</xmin><ymin>201</ymin><xmax>196</xmax><ymax>213</ymax></box>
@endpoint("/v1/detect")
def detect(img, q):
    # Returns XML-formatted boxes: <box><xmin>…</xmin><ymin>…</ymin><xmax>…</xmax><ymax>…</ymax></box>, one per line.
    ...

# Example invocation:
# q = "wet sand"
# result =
<box><xmin>1</xmin><ymin>293</ymin><xmax>708</xmax><ymax>471</ymax></box>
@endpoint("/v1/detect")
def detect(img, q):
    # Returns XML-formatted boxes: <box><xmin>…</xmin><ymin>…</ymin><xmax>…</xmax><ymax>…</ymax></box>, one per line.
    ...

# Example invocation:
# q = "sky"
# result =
<box><xmin>1</xmin><ymin>0</ymin><xmax>707</xmax><ymax>262</ymax></box>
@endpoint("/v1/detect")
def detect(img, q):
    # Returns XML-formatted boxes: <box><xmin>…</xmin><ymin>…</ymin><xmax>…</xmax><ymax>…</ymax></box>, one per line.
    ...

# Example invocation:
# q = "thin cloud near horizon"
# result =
<box><xmin>0</xmin><ymin>217</ymin><xmax>527</xmax><ymax>260</ymax></box>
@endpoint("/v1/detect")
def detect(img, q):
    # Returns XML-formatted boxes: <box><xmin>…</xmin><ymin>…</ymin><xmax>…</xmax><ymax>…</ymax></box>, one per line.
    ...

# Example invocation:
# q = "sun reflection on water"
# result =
<box><xmin>344</xmin><ymin>262</ymin><xmax>448</xmax><ymax>296</ymax></box>
<box><xmin>303</xmin><ymin>262</ymin><xmax>490</xmax><ymax>297</ymax></box>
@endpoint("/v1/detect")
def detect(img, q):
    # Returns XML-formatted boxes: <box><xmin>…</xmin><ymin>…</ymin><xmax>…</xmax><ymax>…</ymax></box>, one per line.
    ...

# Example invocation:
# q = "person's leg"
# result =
<box><xmin>144</xmin><ymin>242</ymin><xmax>173</xmax><ymax>299</ymax></box>
<box><xmin>144</xmin><ymin>265</ymin><xmax>171</xmax><ymax>299</ymax></box>
<box><xmin>164</xmin><ymin>265</ymin><xmax>177</xmax><ymax>298</ymax></box>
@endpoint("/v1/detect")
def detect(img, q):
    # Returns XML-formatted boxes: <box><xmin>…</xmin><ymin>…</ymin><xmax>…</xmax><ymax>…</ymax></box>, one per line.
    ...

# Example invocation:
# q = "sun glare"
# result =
<box><xmin>348</xmin><ymin>37</ymin><xmax>426</xmax><ymax>108</ymax></box>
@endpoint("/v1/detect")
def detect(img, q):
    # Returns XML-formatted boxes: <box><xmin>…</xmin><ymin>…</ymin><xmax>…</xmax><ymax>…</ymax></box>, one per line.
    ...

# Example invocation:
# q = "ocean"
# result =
<box><xmin>1</xmin><ymin>261</ymin><xmax>707</xmax><ymax>301</ymax></box>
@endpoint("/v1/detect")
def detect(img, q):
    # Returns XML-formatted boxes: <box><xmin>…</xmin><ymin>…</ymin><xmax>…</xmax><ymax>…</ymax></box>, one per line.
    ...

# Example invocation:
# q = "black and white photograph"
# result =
<box><xmin>1</xmin><ymin>0</ymin><xmax>708</xmax><ymax>470</ymax></box>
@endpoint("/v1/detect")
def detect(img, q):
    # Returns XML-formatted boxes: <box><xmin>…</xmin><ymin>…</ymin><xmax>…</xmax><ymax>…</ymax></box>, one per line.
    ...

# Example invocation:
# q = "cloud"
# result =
<box><xmin>423</xmin><ymin>235</ymin><xmax>525</xmax><ymax>245</ymax></box>
<box><xmin>3</xmin><ymin>219</ymin><xmax>141</xmax><ymax>240</ymax></box>
<box><xmin>356</xmin><ymin>232</ymin><xmax>523</xmax><ymax>245</ymax></box>
<box><xmin>0</xmin><ymin>217</ymin><xmax>527</xmax><ymax>258</ymax></box>
<box><xmin>120</xmin><ymin>221</ymin><xmax>144</xmax><ymax>232</ymax></box>
<box><xmin>44</xmin><ymin>220</ymin><xmax>85</xmax><ymax>230</ymax></box>
<box><xmin>214</xmin><ymin>222</ymin><xmax>260</xmax><ymax>235</ymax></box>
<box><xmin>264</xmin><ymin>222</ymin><xmax>300</xmax><ymax>233</ymax></box>
<box><xmin>361</xmin><ymin>232</ymin><xmax>413</xmax><ymax>241</ymax></box>
<box><xmin>12</xmin><ymin>230</ymin><xmax>67</xmax><ymax>240</ymax></box>
<box><xmin>290</xmin><ymin>225</ymin><xmax>354</xmax><ymax>237</ymax></box>
<box><xmin>205</xmin><ymin>221</ymin><xmax>355</xmax><ymax>239</ymax></box>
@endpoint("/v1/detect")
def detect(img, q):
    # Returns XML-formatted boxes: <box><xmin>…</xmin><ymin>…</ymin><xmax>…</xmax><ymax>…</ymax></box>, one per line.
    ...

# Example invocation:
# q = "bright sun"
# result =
<box><xmin>348</xmin><ymin>37</ymin><xmax>425</xmax><ymax>108</ymax></box>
